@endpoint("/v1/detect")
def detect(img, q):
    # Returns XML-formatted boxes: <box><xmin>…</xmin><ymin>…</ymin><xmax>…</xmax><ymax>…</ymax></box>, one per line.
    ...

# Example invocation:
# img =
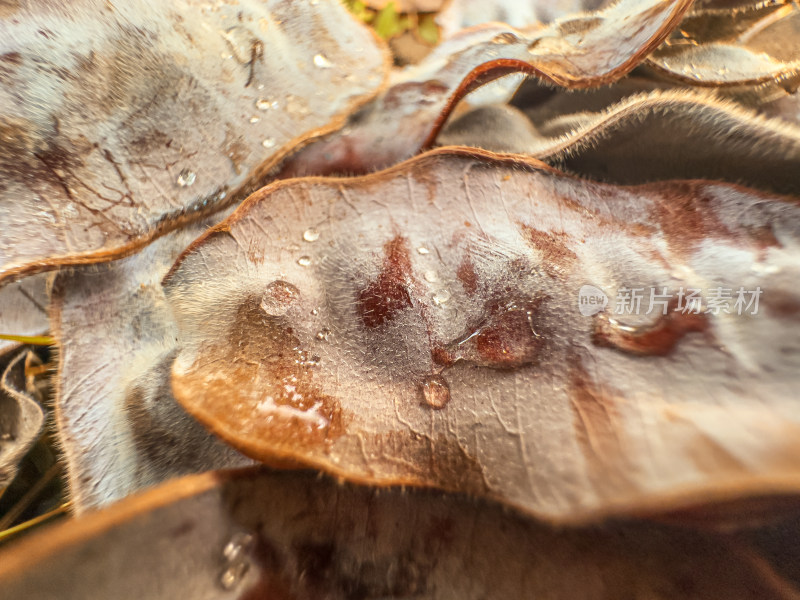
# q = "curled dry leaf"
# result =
<box><xmin>643</xmin><ymin>1</ymin><xmax>800</xmax><ymax>89</ymax></box>
<box><xmin>0</xmin><ymin>350</ymin><xmax>45</xmax><ymax>490</ymax></box>
<box><xmin>0</xmin><ymin>0</ymin><xmax>388</xmax><ymax>286</ymax></box>
<box><xmin>278</xmin><ymin>0</ymin><xmax>693</xmax><ymax>178</ymax></box>
<box><xmin>51</xmin><ymin>213</ymin><xmax>252</xmax><ymax>512</ymax></box>
<box><xmin>439</xmin><ymin>90</ymin><xmax>800</xmax><ymax>195</ymax></box>
<box><xmin>0</xmin><ymin>274</ymin><xmax>49</xmax><ymax>357</ymax></box>
<box><xmin>164</xmin><ymin>148</ymin><xmax>800</xmax><ymax>524</ymax></box>
<box><xmin>0</xmin><ymin>466</ymin><xmax>797</xmax><ymax>599</ymax></box>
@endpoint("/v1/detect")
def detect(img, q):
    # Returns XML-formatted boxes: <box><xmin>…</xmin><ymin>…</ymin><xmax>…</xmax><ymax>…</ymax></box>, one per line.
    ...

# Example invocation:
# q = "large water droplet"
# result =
<box><xmin>417</xmin><ymin>246</ymin><xmax>430</xmax><ymax>255</ymax></box>
<box><xmin>261</xmin><ymin>280</ymin><xmax>300</xmax><ymax>316</ymax></box>
<box><xmin>313</xmin><ymin>53</ymin><xmax>333</xmax><ymax>68</ymax></box>
<box><xmin>303</xmin><ymin>228</ymin><xmax>320</xmax><ymax>242</ymax></box>
<box><xmin>421</xmin><ymin>374</ymin><xmax>450</xmax><ymax>409</ymax></box>
<box><xmin>262</xmin><ymin>138</ymin><xmax>276</xmax><ymax>149</ymax></box>
<box><xmin>176</xmin><ymin>169</ymin><xmax>196</xmax><ymax>187</ymax></box>
<box><xmin>316</xmin><ymin>328</ymin><xmax>331</xmax><ymax>341</ymax></box>
<box><xmin>297</xmin><ymin>256</ymin><xmax>312</xmax><ymax>267</ymax></box>
<box><xmin>439</xmin><ymin>301</ymin><xmax>542</xmax><ymax>369</ymax></box>
<box><xmin>432</xmin><ymin>289</ymin><xmax>451</xmax><ymax>306</ymax></box>
<box><xmin>424</xmin><ymin>270</ymin><xmax>438</xmax><ymax>283</ymax></box>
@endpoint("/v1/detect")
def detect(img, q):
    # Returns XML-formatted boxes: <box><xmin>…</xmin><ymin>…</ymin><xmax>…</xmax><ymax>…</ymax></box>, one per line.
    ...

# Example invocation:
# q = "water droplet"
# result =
<box><xmin>417</xmin><ymin>246</ymin><xmax>430</xmax><ymax>255</ymax></box>
<box><xmin>438</xmin><ymin>301</ymin><xmax>542</xmax><ymax>369</ymax></box>
<box><xmin>219</xmin><ymin>562</ymin><xmax>249</xmax><ymax>590</ymax></box>
<box><xmin>176</xmin><ymin>169</ymin><xmax>196</xmax><ymax>187</ymax></box>
<box><xmin>424</xmin><ymin>270</ymin><xmax>438</xmax><ymax>283</ymax></box>
<box><xmin>256</xmin><ymin>98</ymin><xmax>279</xmax><ymax>110</ymax></box>
<box><xmin>421</xmin><ymin>374</ymin><xmax>450</xmax><ymax>409</ymax></box>
<box><xmin>262</xmin><ymin>138</ymin><xmax>276</xmax><ymax>149</ymax></box>
<box><xmin>297</xmin><ymin>256</ymin><xmax>312</xmax><ymax>267</ymax></box>
<box><xmin>432</xmin><ymin>289</ymin><xmax>451</xmax><ymax>305</ymax></box>
<box><xmin>249</xmin><ymin>116</ymin><xmax>260</xmax><ymax>124</ymax></box>
<box><xmin>223</xmin><ymin>532</ymin><xmax>254</xmax><ymax>562</ymax></box>
<box><xmin>303</xmin><ymin>228</ymin><xmax>320</xmax><ymax>242</ymax></box>
<box><xmin>261</xmin><ymin>280</ymin><xmax>300</xmax><ymax>316</ymax></box>
<box><xmin>316</xmin><ymin>328</ymin><xmax>330</xmax><ymax>341</ymax></box>
<box><xmin>311</xmin><ymin>308</ymin><xmax>319</xmax><ymax>316</ymax></box>
<box><xmin>313</xmin><ymin>53</ymin><xmax>333</xmax><ymax>68</ymax></box>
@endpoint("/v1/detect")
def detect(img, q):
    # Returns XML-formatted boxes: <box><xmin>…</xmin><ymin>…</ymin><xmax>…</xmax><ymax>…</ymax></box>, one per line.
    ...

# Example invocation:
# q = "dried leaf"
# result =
<box><xmin>164</xmin><ymin>148</ymin><xmax>800</xmax><ymax>524</ymax></box>
<box><xmin>278</xmin><ymin>0</ymin><xmax>694</xmax><ymax>178</ymax></box>
<box><xmin>439</xmin><ymin>91</ymin><xmax>800</xmax><ymax>194</ymax></box>
<box><xmin>0</xmin><ymin>0</ymin><xmax>388</xmax><ymax>286</ymax></box>
<box><xmin>0</xmin><ymin>466</ymin><xmax>796</xmax><ymax>599</ymax></box>
<box><xmin>0</xmin><ymin>350</ymin><xmax>44</xmax><ymax>490</ymax></box>
<box><xmin>0</xmin><ymin>275</ymin><xmax>49</xmax><ymax>357</ymax></box>
<box><xmin>643</xmin><ymin>2</ymin><xmax>800</xmax><ymax>88</ymax></box>
<box><xmin>50</xmin><ymin>213</ymin><xmax>252</xmax><ymax>512</ymax></box>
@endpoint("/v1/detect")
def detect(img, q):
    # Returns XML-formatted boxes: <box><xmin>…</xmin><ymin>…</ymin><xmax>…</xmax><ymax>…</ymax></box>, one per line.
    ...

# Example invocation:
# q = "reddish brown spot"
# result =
<box><xmin>357</xmin><ymin>236</ymin><xmax>415</xmax><ymax>328</ymax></box>
<box><xmin>763</xmin><ymin>290</ymin><xmax>800</xmax><ymax>319</ymax></box>
<box><xmin>456</xmin><ymin>253</ymin><xmax>478</xmax><ymax>295</ymax></box>
<box><xmin>650</xmin><ymin>182</ymin><xmax>735</xmax><ymax>258</ymax></box>
<box><xmin>0</xmin><ymin>52</ymin><xmax>22</xmax><ymax>65</ymax></box>
<box><xmin>431</xmin><ymin>345</ymin><xmax>455</xmax><ymax>368</ymax></box>
<box><xmin>593</xmin><ymin>305</ymin><xmax>709</xmax><ymax>356</ymax></box>
<box><xmin>519</xmin><ymin>224</ymin><xmax>578</xmax><ymax>278</ymax></box>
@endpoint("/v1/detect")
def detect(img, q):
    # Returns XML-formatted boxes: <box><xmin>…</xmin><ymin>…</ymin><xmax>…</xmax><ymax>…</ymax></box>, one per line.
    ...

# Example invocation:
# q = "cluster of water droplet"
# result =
<box><xmin>219</xmin><ymin>531</ymin><xmax>254</xmax><ymax>590</ymax></box>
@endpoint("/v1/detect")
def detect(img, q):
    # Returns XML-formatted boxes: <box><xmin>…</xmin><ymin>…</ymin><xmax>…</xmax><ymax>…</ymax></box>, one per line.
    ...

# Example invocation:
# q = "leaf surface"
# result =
<box><xmin>0</xmin><ymin>0</ymin><xmax>388</xmax><ymax>286</ymax></box>
<box><xmin>51</xmin><ymin>212</ymin><xmax>252</xmax><ymax>511</ymax></box>
<box><xmin>278</xmin><ymin>0</ymin><xmax>694</xmax><ymax>178</ymax></box>
<box><xmin>165</xmin><ymin>148</ymin><xmax>800</xmax><ymax>523</ymax></box>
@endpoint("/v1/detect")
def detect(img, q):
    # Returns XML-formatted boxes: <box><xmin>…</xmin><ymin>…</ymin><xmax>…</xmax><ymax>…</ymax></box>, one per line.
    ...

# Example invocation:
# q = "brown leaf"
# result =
<box><xmin>0</xmin><ymin>466</ymin><xmax>796</xmax><ymax>599</ymax></box>
<box><xmin>643</xmin><ymin>1</ymin><xmax>800</xmax><ymax>89</ymax></box>
<box><xmin>439</xmin><ymin>90</ymin><xmax>800</xmax><ymax>194</ymax></box>
<box><xmin>50</xmin><ymin>212</ymin><xmax>252</xmax><ymax>511</ymax></box>
<box><xmin>278</xmin><ymin>0</ymin><xmax>694</xmax><ymax>178</ymax></box>
<box><xmin>0</xmin><ymin>350</ymin><xmax>44</xmax><ymax>490</ymax></box>
<box><xmin>0</xmin><ymin>0</ymin><xmax>389</xmax><ymax>286</ymax></box>
<box><xmin>164</xmin><ymin>147</ymin><xmax>800</xmax><ymax>524</ymax></box>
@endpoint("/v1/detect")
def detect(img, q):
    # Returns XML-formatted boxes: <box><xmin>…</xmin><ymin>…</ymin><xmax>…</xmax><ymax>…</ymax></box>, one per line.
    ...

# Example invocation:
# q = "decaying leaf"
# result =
<box><xmin>164</xmin><ymin>147</ymin><xmax>800</xmax><ymax>524</ymax></box>
<box><xmin>0</xmin><ymin>466</ymin><xmax>796</xmax><ymax>599</ymax></box>
<box><xmin>0</xmin><ymin>275</ymin><xmax>49</xmax><ymax>357</ymax></box>
<box><xmin>278</xmin><ymin>0</ymin><xmax>694</xmax><ymax>177</ymax></box>
<box><xmin>643</xmin><ymin>1</ymin><xmax>800</xmax><ymax>90</ymax></box>
<box><xmin>51</xmin><ymin>213</ymin><xmax>252</xmax><ymax>512</ymax></box>
<box><xmin>439</xmin><ymin>90</ymin><xmax>800</xmax><ymax>194</ymax></box>
<box><xmin>0</xmin><ymin>350</ymin><xmax>45</xmax><ymax>490</ymax></box>
<box><xmin>0</xmin><ymin>0</ymin><xmax>388</xmax><ymax>286</ymax></box>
